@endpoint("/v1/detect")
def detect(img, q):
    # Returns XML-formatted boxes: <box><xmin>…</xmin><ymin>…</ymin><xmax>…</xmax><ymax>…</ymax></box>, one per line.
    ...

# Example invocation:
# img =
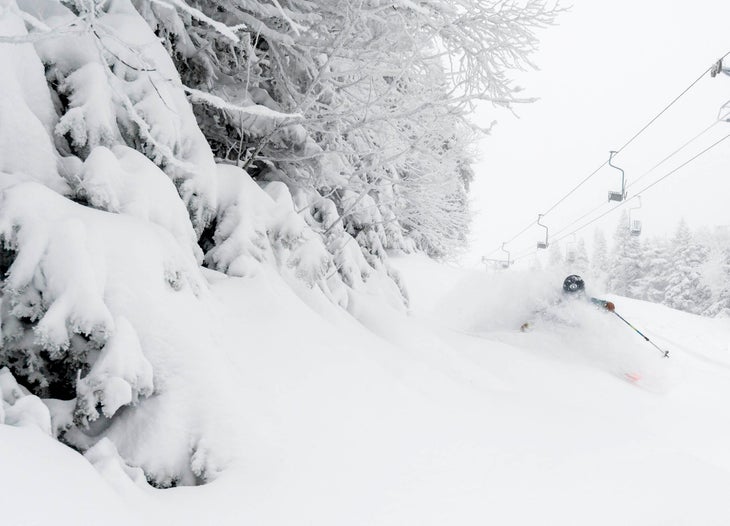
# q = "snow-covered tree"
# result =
<box><xmin>703</xmin><ymin>247</ymin><xmax>730</xmax><ymax>317</ymax></box>
<box><xmin>607</xmin><ymin>212</ymin><xmax>643</xmax><ymax>298</ymax></box>
<box><xmin>701</xmin><ymin>227</ymin><xmax>730</xmax><ymax>317</ymax></box>
<box><xmin>664</xmin><ymin>219</ymin><xmax>712</xmax><ymax>314</ymax></box>
<box><xmin>591</xmin><ymin>228</ymin><xmax>608</xmax><ymax>278</ymax></box>
<box><xmin>548</xmin><ymin>240</ymin><xmax>564</xmax><ymax>268</ymax></box>
<box><xmin>573</xmin><ymin>237</ymin><xmax>590</xmax><ymax>273</ymax></box>
<box><xmin>637</xmin><ymin>237</ymin><xmax>671</xmax><ymax>303</ymax></box>
<box><xmin>133</xmin><ymin>0</ymin><xmax>559</xmax><ymax>257</ymax></box>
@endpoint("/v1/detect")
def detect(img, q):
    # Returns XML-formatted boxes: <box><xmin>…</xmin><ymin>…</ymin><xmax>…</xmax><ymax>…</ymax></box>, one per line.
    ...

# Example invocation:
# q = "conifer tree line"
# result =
<box><xmin>549</xmin><ymin>213</ymin><xmax>730</xmax><ymax>318</ymax></box>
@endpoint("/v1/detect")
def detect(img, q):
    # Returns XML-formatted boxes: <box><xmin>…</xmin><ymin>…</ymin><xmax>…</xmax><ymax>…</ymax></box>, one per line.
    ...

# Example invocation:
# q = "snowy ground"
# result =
<box><xmin>3</xmin><ymin>255</ymin><xmax>730</xmax><ymax>525</ymax></box>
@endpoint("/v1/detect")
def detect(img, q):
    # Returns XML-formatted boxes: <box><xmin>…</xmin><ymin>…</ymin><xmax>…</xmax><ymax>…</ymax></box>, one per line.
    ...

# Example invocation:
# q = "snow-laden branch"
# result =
<box><xmin>183</xmin><ymin>86</ymin><xmax>303</xmax><ymax>121</ymax></box>
<box><xmin>148</xmin><ymin>0</ymin><xmax>240</xmax><ymax>42</ymax></box>
<box><xmin>15</xmin><ymin>6</ymin><xmax>50</xmax><ymax>32</ymax></box>
<box><xmin>0</xmin><ymin>22</ymin><xmax>81</xmax><ymax>43</ymax></box>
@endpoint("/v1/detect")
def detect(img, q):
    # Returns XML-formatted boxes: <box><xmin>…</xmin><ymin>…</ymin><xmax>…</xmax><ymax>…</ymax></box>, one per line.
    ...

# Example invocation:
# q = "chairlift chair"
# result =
<box><xmin>607</xmin><ymin>151</ymin><xmax>626</xmax><ymax>202</ymax></box>
<box><xmin>711</xmin><ymin>58</ymin><xmax>723</xmax><ymax>77</ymax></box>
<box><xmin>718</xmin><ymin>100</ymin><xmax>730</xmax><ymax>122</ymax></box>
<box><xmin>629</xmin><ymin>196</ymin><xmax>642</xmax><ymax>236</ymax></box>
<box><xmin>630</xmin><ymin>220</ymin><xmax>642</xmax><ymax>236</ymax></box>
<box><xmin>501</xmin><ymin>242</ymin><xmax>511</xmax><ymax>268</ymax></box>
<box><xmin>711</xmin><ymin>58</ymin><xmax>730</xmax><ymax>78</ymax></box>
<box><xmin>536</xmin><ymin>214</ymin><xmax>549</xmax><ymax>249</ymax></box>
<box><xmin>482</xmin><ymin>255</ymin><xmax>509</xmax><ymax>271</ymax></box>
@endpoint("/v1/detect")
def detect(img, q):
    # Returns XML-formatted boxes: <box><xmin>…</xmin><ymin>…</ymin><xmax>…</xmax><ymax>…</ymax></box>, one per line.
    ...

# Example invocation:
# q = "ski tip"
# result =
<box><xmin>625</xmin><ymin>372</ymin><xmax>642</xmax><ymax>383</ymax></box>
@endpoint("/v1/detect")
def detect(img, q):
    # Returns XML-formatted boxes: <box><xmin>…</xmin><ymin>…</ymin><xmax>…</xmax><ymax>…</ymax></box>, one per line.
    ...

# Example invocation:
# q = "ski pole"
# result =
<box><xmin>612</xmin><ymin>310</ymin><xmax>669</xmax><ymax>358</ymax></box>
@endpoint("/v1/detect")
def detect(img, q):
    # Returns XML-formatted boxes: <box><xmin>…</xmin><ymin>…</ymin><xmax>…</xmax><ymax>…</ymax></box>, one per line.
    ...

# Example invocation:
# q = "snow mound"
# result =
<box><xmin>1</xmin><ymin>366</ymin><xmax>52</xmax><ymax>434</ymax></box>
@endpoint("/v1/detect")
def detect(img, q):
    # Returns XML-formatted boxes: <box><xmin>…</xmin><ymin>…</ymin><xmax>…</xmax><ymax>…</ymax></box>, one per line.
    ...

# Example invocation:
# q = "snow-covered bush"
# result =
<box><xmin>204</xmin><ymin>164</ymin><xmax>332</xmax><ymax>285</ymax></box>
<box><xmin>29</xmin><ymin>0</ymin><xmax>219</xmax><ymax>235</ymax></box>
<box><xmin>0</xmin><ymin>183</ymin><xmax>233</xmax><ymax>486</ymax></box>
<box><xmin>205</xmin><ymin>164</ymin><xmax>407</xmax><ymax>310</ymax></box>
<box><xmin>76</xmin><ymin>145</ymin><xmax>204</xmax><ymax>261</ymax></box>
<box><xmin>0</xmin><ymin>0</ymin><xmax>68</xmax><ymax>193</ymax></box>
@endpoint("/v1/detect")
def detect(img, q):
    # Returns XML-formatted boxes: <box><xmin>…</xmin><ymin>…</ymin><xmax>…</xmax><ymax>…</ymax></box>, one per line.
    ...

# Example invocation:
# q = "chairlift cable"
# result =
<box><xmin>553</xmin><ymin>131</ymin><xmax>730</xmax><ymax>243</ymax></box>
<box><xmin>540</xmin><ymin>159</ymin><xmax>609</xmax><ymax>217</ymax></box>
<box><xmin>611</xmin><ymin>53</ymin><xmax>728</xmax><ymax>157</ymax></box>
<box><xmin>482</xmin><ymin>50</ymin><xmax>730</xmax><ymax>261</ymax></box>
<box><xmin>509</xmin><ymin>131</ymin><xmax>730</xmax><ymax>263</ymax></box>
<box><xmin>552</xmin><ymin>201</ymin><xmax>609</xmax><ymax>238</ymax></box>
<box><xmin>628</xmin><ymin>131</ymin><xmax>730</xmax><ymax>197</ymax></box>
<box><xmin>553</xmin><ymin>113</ymin><xmax>725</xmax><ymax>238</ymax></box>
<box><xmin>627</xmin><ymin>115</ymin><xmax>725</xmax><ymax>190</ymax></box>
<box><xmin>541</xmin><ymin>51</ymin><xmax>729</xmax><ymax>216</ymax></box>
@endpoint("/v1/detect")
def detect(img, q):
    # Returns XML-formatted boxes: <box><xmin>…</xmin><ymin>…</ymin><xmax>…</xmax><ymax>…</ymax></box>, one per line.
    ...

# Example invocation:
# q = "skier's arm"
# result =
<box><xmin>590</xmin><ymin>297</ymin><xmax>615</xmax><ymax>311</ymax></box>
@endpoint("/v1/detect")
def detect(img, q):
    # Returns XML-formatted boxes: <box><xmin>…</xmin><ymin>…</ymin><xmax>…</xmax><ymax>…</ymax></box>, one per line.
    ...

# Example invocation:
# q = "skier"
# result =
<box><xmin>562</xmin><ymin>274</ymin><xmax>615</xmax><ymax>310</ymax></box>
<box><xmin>520</xmin><ymin>274</ymin><xmax>614</xmax><ymax>332</ymax></box>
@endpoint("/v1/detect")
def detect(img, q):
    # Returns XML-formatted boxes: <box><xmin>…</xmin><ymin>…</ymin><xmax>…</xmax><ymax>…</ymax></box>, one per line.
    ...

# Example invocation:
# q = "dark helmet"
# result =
<box><xmin>563</xmin><ymin>274</ymin><xmax>585</xmax><ymax>294</ymax></box>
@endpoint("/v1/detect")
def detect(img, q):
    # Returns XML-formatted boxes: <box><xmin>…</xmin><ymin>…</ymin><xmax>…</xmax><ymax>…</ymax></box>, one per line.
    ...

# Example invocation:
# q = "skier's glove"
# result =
<box><xmin>605</xmin><ymin>301</ymin><xmax>615</xmax><ymax>312</ymax></box>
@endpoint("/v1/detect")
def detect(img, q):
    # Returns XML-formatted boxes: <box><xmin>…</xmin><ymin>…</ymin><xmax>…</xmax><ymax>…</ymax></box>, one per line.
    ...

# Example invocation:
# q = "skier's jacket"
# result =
<box><xmin>520</xmin><ymin>295</ymin><xmax>615</xmax><ymax>331</ymax></box>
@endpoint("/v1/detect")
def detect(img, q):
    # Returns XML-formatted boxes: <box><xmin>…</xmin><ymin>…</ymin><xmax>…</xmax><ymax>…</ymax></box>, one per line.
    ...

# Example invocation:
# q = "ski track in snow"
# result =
<box><xmin>4</xmin><ymin>255</ymin><xmax>730</xmax><ymax>525</ymax></box>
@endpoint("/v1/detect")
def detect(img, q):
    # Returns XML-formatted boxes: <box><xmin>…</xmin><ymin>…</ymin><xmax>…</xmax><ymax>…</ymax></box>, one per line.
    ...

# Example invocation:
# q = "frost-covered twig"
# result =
<box><xmin>269</xmin><ymin>0</ymin><xmax>303</xmax><ymax>36</ymax></box>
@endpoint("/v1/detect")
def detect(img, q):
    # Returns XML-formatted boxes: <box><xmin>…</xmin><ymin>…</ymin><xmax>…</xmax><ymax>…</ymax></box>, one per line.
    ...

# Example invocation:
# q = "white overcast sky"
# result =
<box><xmin>466</xmin><ymin>0</ymin><xmax>730</xmax><ymax>267</ymax></box>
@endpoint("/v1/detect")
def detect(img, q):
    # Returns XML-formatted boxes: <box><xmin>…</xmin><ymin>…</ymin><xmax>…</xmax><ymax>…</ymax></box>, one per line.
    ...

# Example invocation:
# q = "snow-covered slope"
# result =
<box><xmin>3</xmin><ymin>255</ymin><xmax>730</xmax><ymax>525</ymax></box>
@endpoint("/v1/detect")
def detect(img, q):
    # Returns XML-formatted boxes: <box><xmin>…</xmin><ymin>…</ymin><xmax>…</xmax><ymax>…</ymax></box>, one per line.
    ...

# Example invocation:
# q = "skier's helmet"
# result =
<box><xmin>562</xmin><ymin>274</ymin><xmax>585</xmax><ymax>294</ymax></box>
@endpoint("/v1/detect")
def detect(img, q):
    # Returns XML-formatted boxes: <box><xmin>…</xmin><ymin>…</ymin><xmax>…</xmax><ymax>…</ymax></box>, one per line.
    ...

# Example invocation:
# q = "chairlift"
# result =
<box><xmin>501</xmin><ymin>242</ymin><xmax>511</xmax><ymax>268</ymax></box>
<box><xmin>629</xmin><ymin>196</ymin><xmax>642</xmax><ymax>236</ymax></box>
<box><xmin>607</xmin><ymin>151</ymin><xmax>626</xmax><ymax>202</ymax></box>
<box><xmin>481</xmin><ymin>255</ymin><xmax>509</xmax><ymax>271</ymax></box>
<box><xmin>711</xmin><ymin>58</ymin><xmax>723</xmax><ymax>77</ymax></box>
<box><xmin>536</xmin><ymin>214</ymin><xmax>549</xmax><ymax>249</ymax></box>
<box><xmin>711</xmin><ymin>58</ymin><xmax>730</xmax><ymax>78</ymax></box>
<box><xmin>717</xmin><ymin>100</ymin><xmax>730</xmax><ymax>122</ymax></box>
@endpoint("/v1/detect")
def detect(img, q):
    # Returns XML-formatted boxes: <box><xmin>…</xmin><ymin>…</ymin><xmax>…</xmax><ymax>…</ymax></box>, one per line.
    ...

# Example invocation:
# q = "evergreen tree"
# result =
<box><xmin>703</xmin><ymin>247</ymin><xmax>730</xmax><ymax>317</ymax></box>
<box><xmin>664</xmin><ymin>219</ymin><xmax>712</xmax><ymax>314</ymax></box>
<box><xmin>591</xmin><ymin>228</ymin><xmax>608</xmax><ymax>278</ymax></box>
<box><xmin>607</xmin><ymin>212</ymin><xmax>643</xmax><ymax>298</ymax></box>
<box><xmin>638</xmin><ymin>237</ymin><xmax>671</xmax><ymax>303</ymax></box>
<box><xmin>548</xmin><ymin>240</ymin><xmax>564</xmax><ymax>268</ymax></box>
<box><xmin>702</xmin><ymin>229</ymin><xmax>730</xmax><ymax>317</ymax></box>
<box><xmin>573</xmin><ymin>237</ymin><xmax>590</xmax><ymax>273</ymax></box>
